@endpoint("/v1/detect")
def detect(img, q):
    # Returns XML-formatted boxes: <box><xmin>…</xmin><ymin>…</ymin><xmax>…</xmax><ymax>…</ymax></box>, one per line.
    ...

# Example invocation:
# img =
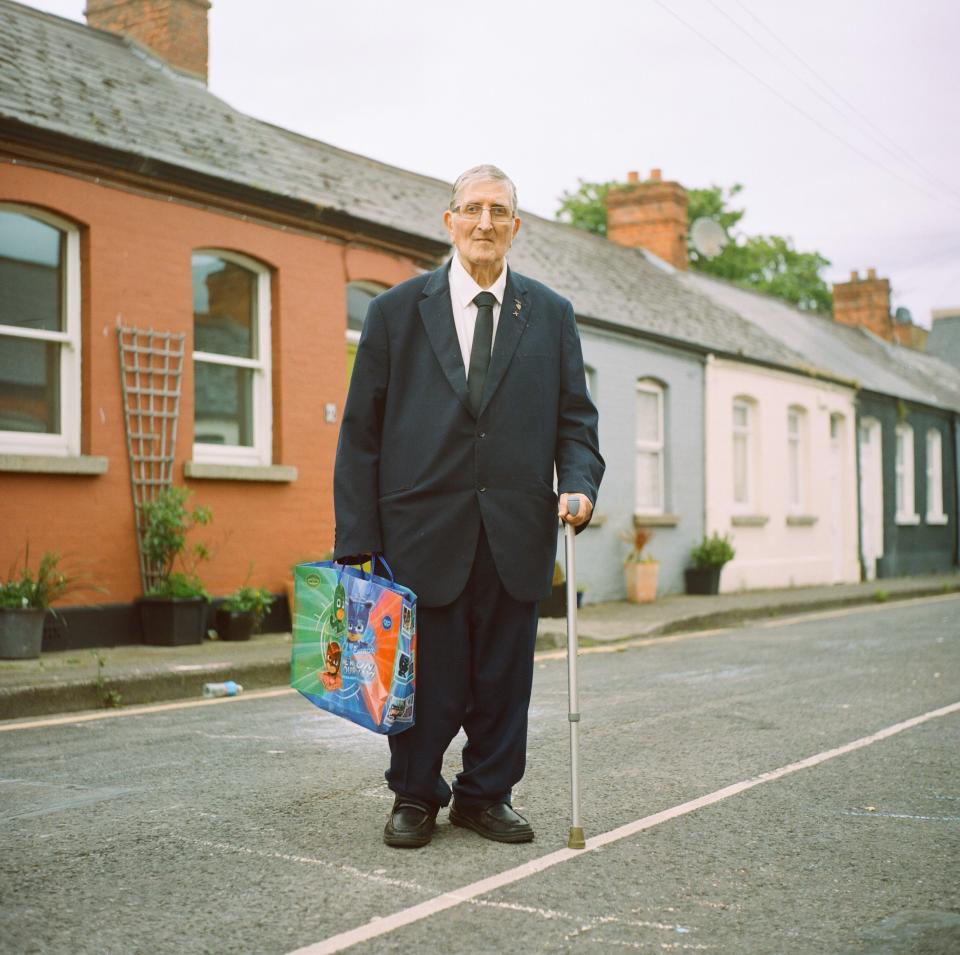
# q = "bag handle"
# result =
<box><xmin>333</xmin><ymin>554</ymin><xmax>395</xmax><ymax>584</ymax></box>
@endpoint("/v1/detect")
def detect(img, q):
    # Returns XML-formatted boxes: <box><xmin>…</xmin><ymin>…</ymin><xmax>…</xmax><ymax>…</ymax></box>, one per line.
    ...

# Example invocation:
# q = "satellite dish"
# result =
<box><xmin>690</xmin><ymin>217</ymin><xmax>728</xmax><ymax>259</ymax></box>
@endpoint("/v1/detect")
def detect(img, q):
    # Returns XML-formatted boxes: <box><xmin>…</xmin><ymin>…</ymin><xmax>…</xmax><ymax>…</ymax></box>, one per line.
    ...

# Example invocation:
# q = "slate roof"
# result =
<box><xmin>0</xmin><ymin>0</ymin><xmax>827</xmax><ymax>378</ymax></box>
<box><xmin>927</xmin><ymin>314</ymin><xmax>960</xmax><ymax>370</ymax></box>
<box><xmin>681</xmin><ymin>272</ymin><xmax>960</xmax><ymax>412</ymax></box>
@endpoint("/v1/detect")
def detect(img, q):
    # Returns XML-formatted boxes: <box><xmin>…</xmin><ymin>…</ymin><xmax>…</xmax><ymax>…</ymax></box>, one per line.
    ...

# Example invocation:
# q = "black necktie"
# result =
<box><xmin>468</xmin><ymin>291</ymin><xmax>496</xmax><ymax>414</ymax></box>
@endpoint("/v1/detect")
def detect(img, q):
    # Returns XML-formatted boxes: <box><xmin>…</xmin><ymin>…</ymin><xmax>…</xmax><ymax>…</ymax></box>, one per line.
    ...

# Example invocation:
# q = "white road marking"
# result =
<box><xmin>0</xmin><ymin>687</ymin><xmax>295</xmax><ymax>732</ymax></box>
<box><xmin>174</xmin><ymin>837</ymin><xmax>433</xmax><ymax>893</ymax></box>
<box><xmin>286</xmin><ymin>700</ymin><xmax>960</xmax><ymax>955</ymax></box>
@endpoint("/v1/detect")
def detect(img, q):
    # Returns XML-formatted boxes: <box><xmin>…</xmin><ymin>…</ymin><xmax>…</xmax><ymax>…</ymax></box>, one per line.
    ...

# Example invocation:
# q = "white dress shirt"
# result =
<box><xmin>448</xmin><ymin>252</ymin><xmax>508</xmax><ymax>373</ymax></box>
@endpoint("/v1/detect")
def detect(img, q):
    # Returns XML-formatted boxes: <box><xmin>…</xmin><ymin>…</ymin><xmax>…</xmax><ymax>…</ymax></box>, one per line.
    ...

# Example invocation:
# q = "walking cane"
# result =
<box><xmin>564</xmin><ymin>497</ymin><xmax>586</xmax><ymax>849</ymax></box>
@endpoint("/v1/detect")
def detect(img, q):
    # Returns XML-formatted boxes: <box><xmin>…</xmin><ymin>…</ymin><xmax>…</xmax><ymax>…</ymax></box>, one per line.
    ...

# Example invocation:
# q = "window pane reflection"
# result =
<box><xmin>0</xmin><ymin>335</ymin><xmax>60</xmax><ymax>433</ymax></box>
<box><xmin>193</xmin><ymin>255</ymin><xmax>256</xmax><ymax>358</ymax></box>
<box><xmin>194</xmin><ymin>361</ymin><xmax>253</xmax><ymax>446</ymax></box>
<box><xmin>0</xmin><ymin>211</ymin><xmax>64</xmax><ymax>333</ymax></box>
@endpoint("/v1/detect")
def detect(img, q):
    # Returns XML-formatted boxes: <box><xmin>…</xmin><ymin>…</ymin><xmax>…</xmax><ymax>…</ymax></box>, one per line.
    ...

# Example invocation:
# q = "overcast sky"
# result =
<box><xmin>26</xmin><ymin>0</ymin><xmax>960</xmax><ymax>327</ymax></box>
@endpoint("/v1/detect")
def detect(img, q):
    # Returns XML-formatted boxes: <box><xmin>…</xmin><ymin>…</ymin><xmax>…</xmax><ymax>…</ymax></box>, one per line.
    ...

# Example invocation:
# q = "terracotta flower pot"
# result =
<box><xmin>625</xmin><ymin>561</ymin><xmax>659</xmax><ymax>603</ymax></box>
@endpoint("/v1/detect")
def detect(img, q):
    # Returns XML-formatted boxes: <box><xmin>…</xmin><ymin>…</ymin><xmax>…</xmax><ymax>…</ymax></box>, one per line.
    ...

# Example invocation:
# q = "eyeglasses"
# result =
<box><xmin>450</xmin><ymin>203</ymin><xmax>515</xmax><ymax>223</ymax></box>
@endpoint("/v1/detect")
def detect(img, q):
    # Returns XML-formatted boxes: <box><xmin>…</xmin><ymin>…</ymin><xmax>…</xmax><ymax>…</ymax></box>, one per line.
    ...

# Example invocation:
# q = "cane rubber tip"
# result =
<box><xmin>567</xmin><ymin>827</ymin><xmax>586</xmax><ymax>849</ymax></box>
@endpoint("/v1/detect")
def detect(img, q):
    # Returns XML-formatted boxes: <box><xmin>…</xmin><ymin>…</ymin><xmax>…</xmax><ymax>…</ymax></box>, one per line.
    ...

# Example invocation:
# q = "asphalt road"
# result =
<box><xmin>1</xmin><ymin>596</ymin><xmax>958</xmax><ymax>955</ymax></box>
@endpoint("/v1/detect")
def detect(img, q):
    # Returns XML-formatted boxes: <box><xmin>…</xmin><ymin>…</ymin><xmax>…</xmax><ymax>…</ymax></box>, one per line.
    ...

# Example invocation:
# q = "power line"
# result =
<box><xmin>647</xmin><ymin>0</ymin><xmax>960</xmax><ymax>212</ymax></box>
<box><xmin>724</xmin><ymin>0</ymin><xmax>960</xmax><ymax>205</ymax></box>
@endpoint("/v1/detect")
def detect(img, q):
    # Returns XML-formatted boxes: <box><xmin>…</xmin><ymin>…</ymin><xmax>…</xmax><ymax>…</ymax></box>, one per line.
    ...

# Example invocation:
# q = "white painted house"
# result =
<box><xmin>704</xmin><ymin>357</ymin><xmax>861</xmax><ymax>591</ymax></box>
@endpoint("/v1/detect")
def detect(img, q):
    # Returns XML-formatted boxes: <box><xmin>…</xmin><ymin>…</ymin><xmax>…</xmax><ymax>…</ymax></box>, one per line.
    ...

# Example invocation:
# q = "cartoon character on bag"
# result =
<box><xmin>319</xmin><ymin>639</ymin><xmax>343</xmax><ymax>691</ymax></box>
<box><xmin>330</xmin><ymin>582</ymin><xmax>346</xmax><ymax>634</ymax></box>
<box><xmin>346</xmin><ymin>596</ymin><xmax>373</xmax><ymax>645</ymax></box>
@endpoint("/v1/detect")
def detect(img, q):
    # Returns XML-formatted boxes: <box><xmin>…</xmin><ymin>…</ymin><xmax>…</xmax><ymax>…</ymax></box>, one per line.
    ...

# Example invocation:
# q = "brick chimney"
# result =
<box><xmin>85</xmin><ymin>0</ymin><xmax>212</xmax><ymax>82</ymax></box>
<box><xmin>832</xmin><ymin>268</ymin><xmax>894</xmax><ymax>340</ymax></box>
<box><xmin>605</xmin><ymin>168</ymin><xmax>689</xmax><ymax>270</ymax></box>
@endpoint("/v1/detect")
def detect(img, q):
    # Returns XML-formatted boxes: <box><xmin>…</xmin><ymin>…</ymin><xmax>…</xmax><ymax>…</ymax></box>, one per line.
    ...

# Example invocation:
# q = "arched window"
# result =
<box><xmin>635</xmin><ymin>378</ymin><xmax>665</xmax><ymax>515</ymax></box>
<box><xmin>0</xmin><ymin>204</ymin><xmax>80</xmax><ymax>455</ymax></box>
<box><xmin>732</xmin><ymin>396</ymin><xmax>758</xmax><ymax>511</ymax></box>
<box><xmin>192</xmin><ymin>251</ymin><xmax>272</xmax><ymax>465</ymax></box>
<box><xmin>925</xmin><ymin>428</ymin><xmax>946</xmax><ymax>523</ymax></box>
<box><xmin>346</xmin><ymin>281</ymin><xmax>388</xmax><ymax>381</ymax></box>
<box><xmin>894</xmin><ymin>422</ymin><xmax>918</xmax><ymax>524</ymax></box>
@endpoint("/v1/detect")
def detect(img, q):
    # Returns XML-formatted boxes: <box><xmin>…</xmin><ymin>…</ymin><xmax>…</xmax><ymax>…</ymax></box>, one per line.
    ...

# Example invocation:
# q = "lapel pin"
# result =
<box><xmin>512</xmin><ymin>298</ymin><xmax>523</xmax><ymax>319</ymax></box>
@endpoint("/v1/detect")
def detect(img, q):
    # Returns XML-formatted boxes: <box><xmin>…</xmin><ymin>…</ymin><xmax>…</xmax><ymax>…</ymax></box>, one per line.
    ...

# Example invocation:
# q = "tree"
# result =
<box><xmin>556</xmin><ymin>179</ymin><xmax>833</xmax><ymax>312</ymax></box>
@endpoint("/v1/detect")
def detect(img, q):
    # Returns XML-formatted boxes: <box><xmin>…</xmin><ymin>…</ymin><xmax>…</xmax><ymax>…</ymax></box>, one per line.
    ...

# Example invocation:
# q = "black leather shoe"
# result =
<box><xmin>449</xmin><ymin>801</ymin><xmax>534</xmax><ymax>843</ymax></box>
<box><xmin>383</xmin><ymin>798</ymin><xmax>438</xmax><ymax>848</ymax></box>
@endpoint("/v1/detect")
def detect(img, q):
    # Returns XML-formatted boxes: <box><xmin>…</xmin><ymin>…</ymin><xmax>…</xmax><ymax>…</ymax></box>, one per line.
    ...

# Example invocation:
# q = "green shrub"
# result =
<box><xmin>691</xmin><ymin>532</ymin><xmax>735</xmax><ymax>569</ymax></box>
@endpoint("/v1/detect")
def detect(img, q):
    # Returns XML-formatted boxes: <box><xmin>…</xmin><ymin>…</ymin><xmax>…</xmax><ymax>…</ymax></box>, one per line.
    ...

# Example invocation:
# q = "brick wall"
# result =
<box><xmin>0</xmin><ymin>162</ymin><xmax>418</xmax><ymax>606</ymax></box>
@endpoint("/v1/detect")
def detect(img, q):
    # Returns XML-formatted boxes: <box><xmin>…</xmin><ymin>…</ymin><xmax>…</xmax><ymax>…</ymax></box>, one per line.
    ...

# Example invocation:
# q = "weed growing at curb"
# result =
<box><xmin>91</xmin><ymin>651</ymin><xmax>123</xmax><ymax>708</ymax></box>
<box><xmin>873</xmin><ymin>589</ymin><xmax>890</xmax><ymax>603</ymax></box>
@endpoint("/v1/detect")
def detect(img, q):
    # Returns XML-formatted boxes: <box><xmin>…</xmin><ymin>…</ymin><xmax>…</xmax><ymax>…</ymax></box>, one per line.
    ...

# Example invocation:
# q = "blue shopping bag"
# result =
<box><xmin>290</xmin><ymin>557</ymin><xmax>416</xmax><ymax>734</ymax></box>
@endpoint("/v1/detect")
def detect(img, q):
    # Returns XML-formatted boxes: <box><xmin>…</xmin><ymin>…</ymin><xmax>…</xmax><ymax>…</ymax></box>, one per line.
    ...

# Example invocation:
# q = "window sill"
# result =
<box><xmin>786</xmin><ymin>514</ymin><xmax>818</xmax><ymax>527</ymax></box>
<box><xmin>731</xmin><ymin>514</ymin><xmax>769</xmax><ymax>527</ymax></box>
<box><xmin>895</xmin><ymin>513</ymin><xmax>920</xmax><ymax>526</ymax></box>
<box><xmin>925</xmin><ymin>514</ymin><xmax>949</xmax><ymax>526</ymax></box>
<box><xmin>634</xmin><ymin>513</ymin><xmax>680</xmax><ymax>528</ymax></box>
<box><xmin>184</xmin><ymin>461</ymin><xmax>298</xmax><ymax>483</ymax></box>
<box><xmin>0</xmin><ymin>454</ymin><xmax>108</xmax><ymax>475</ymax></box>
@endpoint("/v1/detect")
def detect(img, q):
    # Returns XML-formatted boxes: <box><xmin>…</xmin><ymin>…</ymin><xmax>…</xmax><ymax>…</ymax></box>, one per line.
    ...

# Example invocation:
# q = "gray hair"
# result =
<box><xmin>450</xmin><ymin>164</ymin><xmax>518</xmax><ymax>215</ymax></box>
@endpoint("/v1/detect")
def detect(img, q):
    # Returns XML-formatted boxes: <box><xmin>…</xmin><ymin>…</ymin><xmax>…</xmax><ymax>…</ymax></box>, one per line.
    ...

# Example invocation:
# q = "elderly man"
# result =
<box><xmin>334</xmin><ymin>164</ymin><xmax>603</xmax><ymax>848</ymax></box>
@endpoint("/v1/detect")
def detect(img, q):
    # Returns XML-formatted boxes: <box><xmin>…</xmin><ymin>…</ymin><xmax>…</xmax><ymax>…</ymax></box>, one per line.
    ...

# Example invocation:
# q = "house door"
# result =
<box><xmin>858</xmin><ymin>418</ymin><xmax>883</xmax><ymax>580</ymax></box>
<box><xmin>829</xmin><ymin>414</ymin><xmax>845</xmax><ymax>582</ymax></box>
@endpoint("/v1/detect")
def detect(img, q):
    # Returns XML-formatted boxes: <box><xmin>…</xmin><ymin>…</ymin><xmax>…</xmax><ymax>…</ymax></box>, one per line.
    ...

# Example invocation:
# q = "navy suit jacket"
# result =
<box><xmin>333</xmin><ymin>261</ymin><xmax>604</xmax><ymax>607</ymax></box>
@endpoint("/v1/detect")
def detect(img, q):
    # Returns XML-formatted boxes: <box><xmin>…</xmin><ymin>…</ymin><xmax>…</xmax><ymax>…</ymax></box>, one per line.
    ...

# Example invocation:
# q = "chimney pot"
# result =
<box><xmin>650</xmin><ymin>168</ymin><xmax>662</xmax><ymax>182</ymax></box>
<box><xmin>833</xmin><ymin>269</ymin><xmax>893</xmax><ymax>341</ymax></box>
<box><xmin>605</xmin><ymin>171</ymin><xmax>688</xmax><ymax>270</ymax></box>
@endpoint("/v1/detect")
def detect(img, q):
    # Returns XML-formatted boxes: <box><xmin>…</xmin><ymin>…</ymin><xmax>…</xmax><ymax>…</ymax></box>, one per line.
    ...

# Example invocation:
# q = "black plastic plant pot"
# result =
<box><xmin>138</xmin><ymin>596</ymin><xmax>207</xmax><ymax>646</ymax></box>
<box><xmin>684</xmin><ymin>566</ymin><xmax>722</xmax><ymax>595</ymax></box>
<box><xmin>215</xmin><ymin>608</ymin><xmax>256</xmax><ymax>642</ymax></box>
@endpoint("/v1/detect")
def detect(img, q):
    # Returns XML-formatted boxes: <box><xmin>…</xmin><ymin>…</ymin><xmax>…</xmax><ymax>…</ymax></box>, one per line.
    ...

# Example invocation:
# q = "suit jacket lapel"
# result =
<box><xmin>479</xmin><ymin>268</ymin><xmax>529</xmax><ymax>415</ymax></box>
<box><xmin>418</xmin><ymin>263</ymin><xmax>472</xmax><ymax>415</ymax></box>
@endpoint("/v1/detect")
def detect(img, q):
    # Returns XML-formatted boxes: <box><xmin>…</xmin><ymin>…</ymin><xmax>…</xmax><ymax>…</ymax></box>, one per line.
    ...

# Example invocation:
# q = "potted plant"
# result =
<box><xmin>685</xmin><ymin>532</ymin><xmax>735</xmax><ymax>595</ymax></box>
<box><xmin>0</xmin><ymin>549</ymin><xmax>70</xmax><ymax>659</ymax></box>
<box><xmin>138</xmin><ymin>486</ymin><xmax>213</xmax><ymax>646</ymax></box>
<box><xmin>216</xmin><ymin>584</ymin><xmax>275</xmax><ymax>641</ymax></box>
<box><xmin>623</xmin><ymin>525</ymin><xmax>658</xmax><ymax>603</ymax></box>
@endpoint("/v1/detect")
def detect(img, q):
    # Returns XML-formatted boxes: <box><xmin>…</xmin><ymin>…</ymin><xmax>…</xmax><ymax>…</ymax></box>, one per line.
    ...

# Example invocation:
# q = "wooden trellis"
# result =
<box><xmin>117</xmin><ymin>326</ymin><xmax>185</xmax><ymax>593</ymax></box>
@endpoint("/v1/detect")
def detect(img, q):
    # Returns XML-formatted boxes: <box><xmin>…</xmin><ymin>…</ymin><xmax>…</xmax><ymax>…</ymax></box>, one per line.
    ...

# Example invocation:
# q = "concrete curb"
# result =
<box><xmin>2</xmin><ymin>584</ymin><xmax>956</xmax><ymax>720</ymax></box>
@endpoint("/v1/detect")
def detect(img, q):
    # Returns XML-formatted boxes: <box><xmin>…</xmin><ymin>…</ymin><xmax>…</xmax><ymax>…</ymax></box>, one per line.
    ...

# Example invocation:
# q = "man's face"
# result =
<box><xmin>443</xmin><ymin>179</ymin><xmax>521</xmax><ymax>279</ymax></box>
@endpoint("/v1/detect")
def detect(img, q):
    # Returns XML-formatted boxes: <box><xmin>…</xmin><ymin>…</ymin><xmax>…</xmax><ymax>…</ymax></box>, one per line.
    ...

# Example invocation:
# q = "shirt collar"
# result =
<box><xmin>450</xmin><ymin>252</ymin><xmax>508</xmax><ymax>309</ymax></box>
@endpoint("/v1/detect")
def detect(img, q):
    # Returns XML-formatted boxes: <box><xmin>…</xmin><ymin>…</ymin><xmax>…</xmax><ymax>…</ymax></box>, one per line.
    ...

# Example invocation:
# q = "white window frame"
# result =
<box><xmin>894</xmin><ymin>422</ymin><xmax>919</xmax><ymax>525</ymax></box>
<box><xmin>192</xmin><ymin>250</ymin><xmax>272</xmax><ymax>467</ymax></box>
<box><xmin>925</xmin><ymin>428</ymin><xmax>947</xmax><ymax>524</ymax></box>
<box><xmin>0</xmin><ymin>203</ymin><xmax>81</xmax><ymax>457</ymax></box>
<box><xmin>732</xmin><ymin>396</ymin><xmax>756</xmax><ymax>512</ymax></box>
<box><xmin>634</xmin><ymin>378</ymin><xmax>665</xmax><ymax>516</ymax></box>
<box><xmin>787</xmin><ymin>405</ymin><xmax>806</xmax><ymax>514</ymax></box>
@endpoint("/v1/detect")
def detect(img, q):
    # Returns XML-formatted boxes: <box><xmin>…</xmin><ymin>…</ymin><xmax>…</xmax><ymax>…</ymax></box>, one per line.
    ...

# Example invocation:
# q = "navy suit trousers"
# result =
<box><xmin>385</xmin><ymin>524</ymin><xmax>539</xmax><ymax>808</ymax></box>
